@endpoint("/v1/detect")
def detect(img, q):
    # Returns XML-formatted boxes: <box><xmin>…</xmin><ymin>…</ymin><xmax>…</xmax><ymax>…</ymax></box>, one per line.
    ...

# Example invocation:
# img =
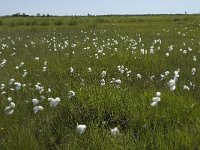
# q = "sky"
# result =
<box><xmin>0</xmin><ymin>0</ymin><xmax>200</xmax><ymax>16</ymax></box>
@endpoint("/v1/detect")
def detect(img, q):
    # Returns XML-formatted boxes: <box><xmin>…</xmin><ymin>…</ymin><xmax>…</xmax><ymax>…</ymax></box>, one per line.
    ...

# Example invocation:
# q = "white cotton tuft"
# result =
<box><xmin>110</xmin><ymin>127</ymin><xmax>120</xmax><ymax>135</ymax></box>
<box><xmin>32</xmin><ymin>98</ymin><xmax>39</xmax><ymax>106</ymax></box>
<box><xmin>151</xmin><ymin>101</ymin><xmax>158</xmax><ymax>107</ymax></box>
<box><xmin>33</xmin><ymin>106</ymin><xmax>43</xmax><ymax>114</ymax></box>
<box><xmin>76</xmin><ymin>124</ymin><xmax>87</xmax><ymax>134</ymax></box>
<box><xmin>68</xmin><ymin>90</ymin><xmax>75</xmax><ymax>99</ymax></box>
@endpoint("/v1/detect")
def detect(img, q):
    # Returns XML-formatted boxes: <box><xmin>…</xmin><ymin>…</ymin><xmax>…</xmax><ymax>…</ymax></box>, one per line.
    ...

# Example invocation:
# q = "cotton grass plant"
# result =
<box><xmin>0</xmin><ymin>15</ymin><xmax>200</xmax><ymax>149</ymax></box>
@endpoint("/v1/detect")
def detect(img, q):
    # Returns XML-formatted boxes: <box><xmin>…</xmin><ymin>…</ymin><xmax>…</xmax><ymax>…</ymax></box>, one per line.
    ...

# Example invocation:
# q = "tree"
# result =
<box><xmin>12</xmin><ymin>13</ymin><xmax>20</xmax><ymax>17</ymax></box>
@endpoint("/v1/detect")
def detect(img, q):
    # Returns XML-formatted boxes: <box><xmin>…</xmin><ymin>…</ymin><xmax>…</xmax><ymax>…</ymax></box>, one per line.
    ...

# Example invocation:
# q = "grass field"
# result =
<box><xmin>0</xmin><ymin>15</ymin><xmax>200</xmax><ymax>149</ymax></box>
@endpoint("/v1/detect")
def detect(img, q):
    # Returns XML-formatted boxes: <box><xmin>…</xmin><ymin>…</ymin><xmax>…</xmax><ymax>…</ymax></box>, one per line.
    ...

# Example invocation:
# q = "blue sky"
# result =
<box><xmin>0</xmin><ymin>0</ymin><xmax>200</xmax><ymax>16</ymax></box>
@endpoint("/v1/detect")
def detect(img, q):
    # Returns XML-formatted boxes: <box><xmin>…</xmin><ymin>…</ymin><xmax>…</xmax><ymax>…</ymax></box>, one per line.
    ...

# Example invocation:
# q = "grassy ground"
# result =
<box><xmin>0</xmin><ymin>15</ymin><xmax>200</xmax><ymax>149</ymax></box>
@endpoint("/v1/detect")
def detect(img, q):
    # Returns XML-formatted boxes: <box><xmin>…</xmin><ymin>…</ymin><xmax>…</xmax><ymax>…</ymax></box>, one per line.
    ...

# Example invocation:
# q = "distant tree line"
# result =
<box><xmin>10</xmin><ymin>13</ymin><xmax>53</xmax><ymax>17</ymax></box>
<box><xmin>1</xmin><ymin>12</ymin><xmax>200</xmax><ymax>18</ymax></box>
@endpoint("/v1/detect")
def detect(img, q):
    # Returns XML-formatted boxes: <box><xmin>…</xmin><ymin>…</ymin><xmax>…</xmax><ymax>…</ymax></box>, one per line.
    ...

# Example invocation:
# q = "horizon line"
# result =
<box><xmin>1</xmin><ymin>12</ymin><xmax>200</xmax><ymax>17</ymax></box>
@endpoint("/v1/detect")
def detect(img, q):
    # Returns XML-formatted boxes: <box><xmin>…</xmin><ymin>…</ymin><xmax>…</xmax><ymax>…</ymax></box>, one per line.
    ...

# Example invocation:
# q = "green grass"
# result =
<box><xmin>0</xmin><ymin>15</ymin><xmax>200</xmax><ymax>149</ymax></box>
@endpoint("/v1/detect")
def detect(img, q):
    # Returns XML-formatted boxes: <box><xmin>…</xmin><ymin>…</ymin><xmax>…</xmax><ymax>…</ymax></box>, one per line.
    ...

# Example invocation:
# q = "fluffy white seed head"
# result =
<box><xmin>10</xmin><ymin>102</ymin><xmax>15</xmax><ymax>108</ymax></box>
<box><xmin>137</xmin><ymin>74</ymin><xmax>142</xmax><ymax>79</ymax></box>
<box><xmin>5</xmin><ymin>102</ymin><xmax>15</xmax><ymax>115</ymax></box>
<box><xmin>115</xmin><ymin>79</ymin><xmax>121</xmax><ymax>85</ymax></box>
<box><xmin>9</xmin><ymin>79</ymin><xmax>15</xmax><ymax>85</ymax></box>
<box><xmin>33</xmin><ymin>106</ymin><xmax>43</xmax><ymax>114</ymax></box>
<box><xmin>191</xmin><ymin>68</ymin><xmax>196</xmax><ymax>75</ymax></box>
<box><xmin>183</xmin><ymin>85</ymin><xmax>190</xmax><ymax>91</ymax></box>
<box><xmin>48</xmin><ymin>98</ymin><xmax>54</xmax><ymax>102</ymax></box>
<box><xmin>49</xmin><ymin>97</ymin><xmax>61</xmax><ymax>107</ymax></box>
<box><xmin>7</xmin><ymin>97</ymin><xmax>12</xmax><ymax>102</ymax></box>
<box><xmin>156</xmin><ymin>92</ymin><xmax>161</xmax><ymax>97</ymax></box>
<box><xmin>32</xmin><ymin>98</ymin><xmax>39</xmax><ymax>106</ymax></box>
<box><xmin>88</xmin><ymin>67</ymin><xmax>92</xmax><ymax>73</ymax></box>
<box><xmin>101</xmin><ymin>71</ymin><xmax>107</xmax><ymax>78</ymax></box>
<box><xmin>110</xmin><ymin>127</ymin><xmax>120</xmax><ymax>135</ymax></box>
<box><xmin>193</xmin><ymin>56</ymin><xmax>197</xmax><ymax>61</ymax></box>
<box><xmin>0</xmin><ymin>84</ymin><xmax>5</xmax><ymax>89</ymax></box>
<box><xmin>115</xmin><ymin>79</ymin><xmax>121</xmax><ymax>88</ymax></box>
<box><xmin>70</xmin><ymin>67</ymin><xmax>74</xmax><ymax>73</ymax></box>
<box><xmin>14</xmin><ymin>82</ymin><xmax>21</xmax><ymax>90</ymax></box>
<box><xmin>164</xmin><ymin>71</ymin><xmax>170</xmax><ymax>76</ymax></box>
<box><xmin>100</xmin><ymin>79</ymin><xmax>105</xmax><ymax>86</ymax></box>
<box><xmin>68</xmin><ymin>90</ymin><xmax>75</xmax><ymax>99</ymax></box>
<box><xmin>151</xmin><ymin>101</ymin><xmax>158</xmax><ymax>107</ymax></box>
<box><xmin>152</xmin><ymin>97</ymin><xmax>161</xmax><ymax>102</ymax></box>
<box><xmin>168</xmin><ymin>79</ymin><xmax>176</xmax><ymax>91</ymax></box>
<box><xmin>5</xmin><ymin>108</ymin><xmax>14</xmax><ymax>115</ymax></box>
<box><xmin>76</xmin><ymin>124</ymin><xmax>87</xmax><ymax>134</ymax></box>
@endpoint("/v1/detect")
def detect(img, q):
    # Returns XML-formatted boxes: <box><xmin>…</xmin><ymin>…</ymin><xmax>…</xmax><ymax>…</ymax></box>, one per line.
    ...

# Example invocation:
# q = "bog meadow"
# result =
<box><xmin>0</xmin><ymin>15</ymin><xmax>200</xmax><ymax>149</ymax></box>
